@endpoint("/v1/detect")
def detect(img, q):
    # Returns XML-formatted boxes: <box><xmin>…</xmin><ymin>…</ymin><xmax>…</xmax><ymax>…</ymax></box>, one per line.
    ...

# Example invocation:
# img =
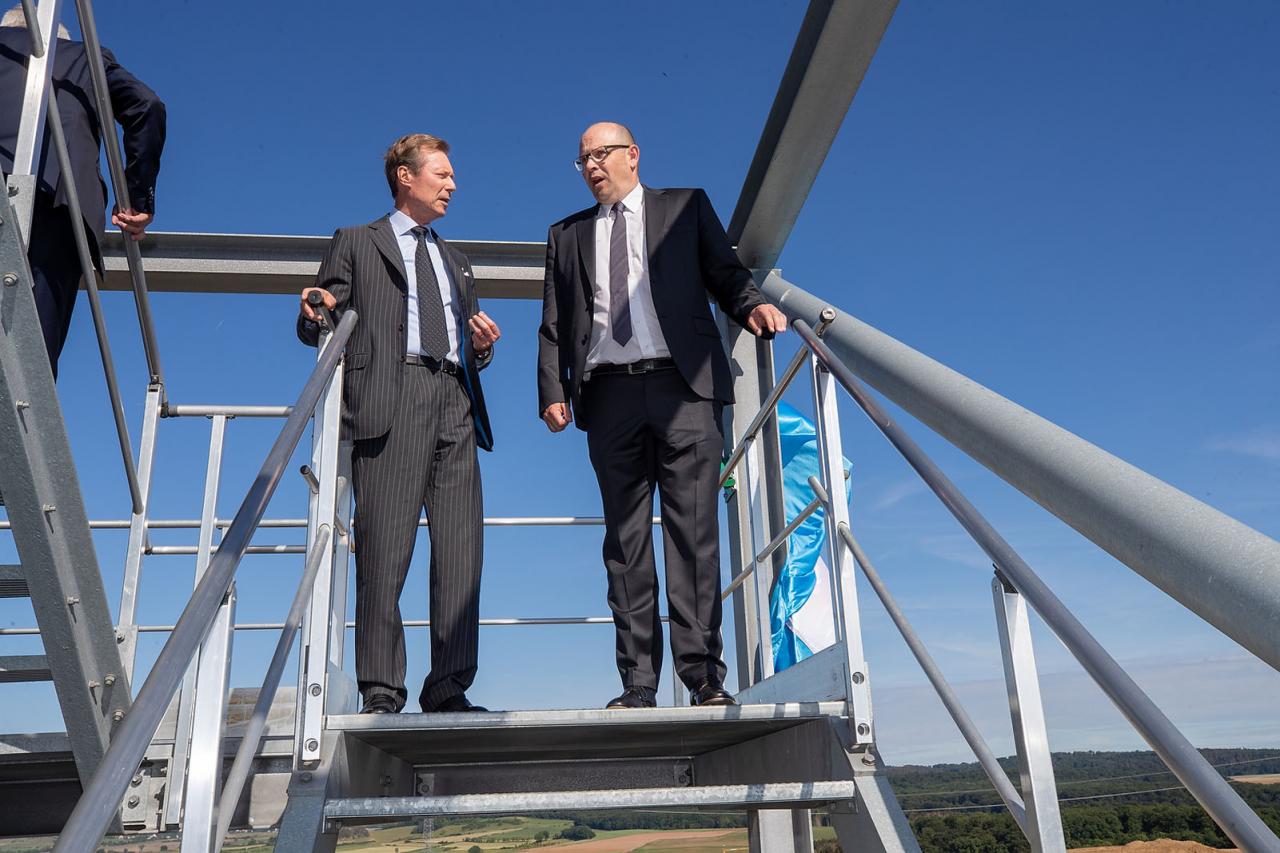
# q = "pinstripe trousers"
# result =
<box><xmin>351</xmin><ymin>363</ymin><xmax>483</xmax><ymax>712</ymax></box>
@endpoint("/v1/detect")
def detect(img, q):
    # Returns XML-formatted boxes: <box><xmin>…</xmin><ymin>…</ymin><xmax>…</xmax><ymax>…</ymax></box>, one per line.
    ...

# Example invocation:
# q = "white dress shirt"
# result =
<box><xmin>586</xmin><ymin>183</ymin><xmax>670</xmax><ymax>370</ymax></box>
<box><xmin>389</xmin><ymin>208</ymin><xmax>461</xmax><ymax>364</ymax></box>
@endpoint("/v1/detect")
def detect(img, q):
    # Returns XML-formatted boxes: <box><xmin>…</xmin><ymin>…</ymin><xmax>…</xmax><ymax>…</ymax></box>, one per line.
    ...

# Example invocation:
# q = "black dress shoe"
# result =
<box><xmin>606</xmin><ymin>686</ymin><xmax>657</xmax><ymax>709</ymax></box>
<box><xmin>430</xmin><ymin>694</ymin><xmax>488</xmax><ymax>713</ymax></box>
<box><xmin>689</xmin><ymin>680</ymin><xmax>737</xmax><ymax>707</ymax></box>
<box><xmin>360</xmin><ymin>694</ymin><xmax>398</xmax><ymax>715</ymax></box>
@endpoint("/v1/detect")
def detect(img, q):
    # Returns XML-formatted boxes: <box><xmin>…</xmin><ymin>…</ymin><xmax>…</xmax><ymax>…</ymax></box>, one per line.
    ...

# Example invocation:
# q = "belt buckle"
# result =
<box><xmin>626</xmin><ymin>360</ymin><xmax>647</xmax><ymax>375</ymax></box>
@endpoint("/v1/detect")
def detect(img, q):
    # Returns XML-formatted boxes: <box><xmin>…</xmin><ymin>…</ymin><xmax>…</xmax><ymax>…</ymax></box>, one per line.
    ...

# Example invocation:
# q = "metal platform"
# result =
<box><xmin>330</xmin><ymin>702</ymin><xmax>847</xmax><ymax>765</ymax></box>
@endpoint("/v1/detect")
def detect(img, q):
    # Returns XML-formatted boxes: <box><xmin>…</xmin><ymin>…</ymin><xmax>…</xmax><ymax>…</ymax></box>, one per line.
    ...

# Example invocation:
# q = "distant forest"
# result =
<box><xmin>531</xmin><ymin>747</ymin><xmax>1280</xmax><ymax>852</ymax></box>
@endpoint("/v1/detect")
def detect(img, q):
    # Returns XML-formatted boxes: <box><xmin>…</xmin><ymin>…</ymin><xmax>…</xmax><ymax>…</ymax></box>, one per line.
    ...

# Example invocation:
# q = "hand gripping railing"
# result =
<box><xmin>53</xmin><ymin>310</ymin><xmax>357</xmax><ymax>853</ymax></box>
<box><xmin>73</xmin><ymin>0</ymin><xmax>165</xmax><ymax>389</ymax></box>
<box><xmin>790</xmin><ymin>316</ymin><xmax>1280</xmax><ymax>853</ymax></box>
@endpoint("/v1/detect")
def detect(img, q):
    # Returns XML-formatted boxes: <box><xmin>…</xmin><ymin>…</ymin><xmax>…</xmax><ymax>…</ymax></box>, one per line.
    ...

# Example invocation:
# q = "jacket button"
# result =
<box><xmin>398</xmin><ymin>324</ymin><xmax>404</xmax><ymax>331</ymax></box>
<box><xmin>581</xmin><ymin>335</ymin><xmax>588</xmax><ymax>345</ymax></box>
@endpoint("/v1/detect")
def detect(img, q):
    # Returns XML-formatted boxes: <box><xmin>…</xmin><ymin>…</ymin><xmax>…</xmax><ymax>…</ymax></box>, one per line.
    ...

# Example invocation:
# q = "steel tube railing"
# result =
<box><xmin>0</xmin><ymin>616</ymin><xmax>633</xmax><ymax>637</ymax></box>
<box><xmin>42</xmin><ymin>94</ymin><xmax>142</xmax><ymax>512</ymax></box>
<box><xmin>52</xmin><ymin>310</ymin><xmax>357</xmax><ymax>853</ymax></box>
<box><xmin>719</xmin><ymin>343</ymin><xmax>810</xmax><ymax>488</ymax></box>
<box><xmin>0</xmin><ymin>515</ymin><xmax>657</xmax><ymax>531</ymax></box>
<box><xmin>166</xmin><ymin>405</ymin><xmax>294</xmax><ymax>418</ymax></box>
<box><xmin>820</xmin><ymin>501</ymin><xmax>1027</xmax><ymax>829</ymax></box>
<box><xmin>213</xmin><ymin>525</ymin><xmax>331</xmax><ymax>852</ymax></box>
<box><xmin>794</xmin><ymin>318</ymin><xmax>1280</xmax><ymax>852</ymax></box>
<box><xmin>766</xmin><ymin>274</ymin><xmax>1280</xmax><ymax>674</ymax></box>
<box><xmin>19</xmin><ymin>0</ymin><xmax>43</xmax><ymax>56</ymax></box>
<box><xmin>72</xmin><ymin>0</ymin><xmax>164</xmax><ymax>387</ymax></box>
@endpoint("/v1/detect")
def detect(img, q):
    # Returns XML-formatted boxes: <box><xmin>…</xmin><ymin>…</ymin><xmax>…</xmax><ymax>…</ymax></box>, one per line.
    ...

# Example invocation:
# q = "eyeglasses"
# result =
<box><xmin>573</xmin><ymin>144</ymin><xmax>630</xmax><ymax>172</ymax></box>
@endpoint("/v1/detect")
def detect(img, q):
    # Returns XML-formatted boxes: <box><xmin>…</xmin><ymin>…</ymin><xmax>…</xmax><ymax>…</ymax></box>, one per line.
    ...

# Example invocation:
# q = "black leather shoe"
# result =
<box><xmin>360</xmin><ymin>694</ymin><xmax>398</xmax><ymax>715</ymax></box>
<box><xmin>606</xmin><ymin>686</ymin><xmax>657</xmax><ymax>709</ymax></box>
<box><xmin>430</xmin><ymin>694</ymin><xmax>488</xmax><ymax>713</ymax></box>
<box><xmin>689</xmin><ymin>680</ymin><xmax>737</xmax><ymax>707</ymax></box>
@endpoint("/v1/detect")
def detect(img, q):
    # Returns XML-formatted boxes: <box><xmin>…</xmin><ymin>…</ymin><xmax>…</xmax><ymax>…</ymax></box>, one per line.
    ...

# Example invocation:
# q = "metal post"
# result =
<box><xmin>722</xmin><ymin>317</ymin><xmax>765</xmax><ymax>688</ymax></box>
<box><xmin>214</xmin><ymin>526</ymin><xmax>331</xmax><ymax>852</ymax></box>
<box><xmin>742</xmin><ymin>422</ymin><xmax>776</xmax><ymax>682</ymax></box>
<box><xmin>810</xmin><ymin>355</ymin><xmax>872</xmax><ymax>745</ymax></box>
<box><xmin>164</xmin><ymin>415</ymin><xmax>226</xmax><ymax>827</ymax></box>
<box><xmin>72</xmin><ymin>0</ymin><xmax>165</xmax><ymax>387</ymax></box>
<box><xmin>179</xmin><ymin>583</ymin><xmax>237</xmax><ymax>853</ymax></box>
<box><xmin>992</xmin><ymin>575</ymin><xmax>1065</xmax><ymax>852</ymax></box>
<box><xmin>117</xmin><ymin>386</ymin><xmax>162</xmax><ymax>682</ymax></box>
<box><xmin>9</xmin><ymin>0</ymin><xmax>61</xmax><ymax>240</ymax></box>
<box><xmin>297</xmin><ymin>331</ymin><xmax>347</xmax><ymax>766</ymax></box>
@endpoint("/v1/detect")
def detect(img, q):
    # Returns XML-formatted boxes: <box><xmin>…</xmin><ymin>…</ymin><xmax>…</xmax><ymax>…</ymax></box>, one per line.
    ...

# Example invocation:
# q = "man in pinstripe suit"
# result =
<box><xmin>298</xmin><ymin>134</ymin><xmax>501</xmax><ymax>714</ymax></box>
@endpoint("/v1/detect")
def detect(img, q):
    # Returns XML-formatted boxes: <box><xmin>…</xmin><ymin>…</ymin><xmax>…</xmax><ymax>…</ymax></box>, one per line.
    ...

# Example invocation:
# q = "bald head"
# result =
<box><xmin>578</xmin><ymin>122</ymin><xmax>640</xmax><ymax>205</ymax></box>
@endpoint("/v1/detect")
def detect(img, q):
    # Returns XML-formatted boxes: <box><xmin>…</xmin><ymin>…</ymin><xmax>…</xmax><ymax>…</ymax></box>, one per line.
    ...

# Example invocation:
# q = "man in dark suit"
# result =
<box><xmin>298</xmin><ymin>133</ymin><xmax>501</xmax><ymax>715</ymax></box>
<box><xmin>0</xmin><ymin>8</ymin><xmax>165</xmax><ymax>377</ymax></box>
<box><xmin>538</xmin><ymin>122</ymin><xmax>787</xmax><ymax>709</ymax></box>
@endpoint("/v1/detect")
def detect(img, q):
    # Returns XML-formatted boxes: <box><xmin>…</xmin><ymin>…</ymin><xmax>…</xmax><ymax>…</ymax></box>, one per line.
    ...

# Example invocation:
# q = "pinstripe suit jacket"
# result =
<box><xmin>297</xmin><ymin>216</ymin><xmax>494</xmax><ymax>449</ymax></box>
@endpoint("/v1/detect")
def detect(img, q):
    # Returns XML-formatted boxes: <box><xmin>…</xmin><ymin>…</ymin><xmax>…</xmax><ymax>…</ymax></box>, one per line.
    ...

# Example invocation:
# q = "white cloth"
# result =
<box><xmin>586</xmin><ymin>183</ymin><xmax>670</xmax><ymax>370</ymax></box>
<box><xmin>389</xmin><ymin>208</ymin><xmax>460</xmax><ymax>364</ymax></box>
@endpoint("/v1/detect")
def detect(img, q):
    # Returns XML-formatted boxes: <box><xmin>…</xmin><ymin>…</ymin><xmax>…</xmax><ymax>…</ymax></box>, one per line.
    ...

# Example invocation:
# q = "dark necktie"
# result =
<box><xmin>608</xmin><ymin>202</ymin><xmax>632</xmax><ymax>346</ymax></box>
<box><xmin>412</xmin><ymin>226</ymin><xmax>450</xmax><ymax>360</ymax></box>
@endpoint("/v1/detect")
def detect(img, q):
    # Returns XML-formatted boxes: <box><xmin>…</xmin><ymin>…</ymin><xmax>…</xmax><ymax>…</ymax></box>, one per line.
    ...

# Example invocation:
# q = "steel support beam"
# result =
<box><xmin>729</xmin><ymin>0</ymin><xmax>898</xmax><ymax>271</ymax></box>
<box><xmin>99</xmin><ymin>232</ymin><xmax>545</xmax><ymax>298</ymax></box>
<box><xmin>766</xmin><ymin>274</ymin><xmax>1280</xmax><ymax>673</ymax></box>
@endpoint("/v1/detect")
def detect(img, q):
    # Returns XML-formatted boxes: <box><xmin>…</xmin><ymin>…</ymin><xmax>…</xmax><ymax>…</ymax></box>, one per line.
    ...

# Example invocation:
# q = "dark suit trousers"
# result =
<box><xmin>27</xmin><ymin>197</ymin><xmax>83</xmax><ymax>379</ymax></box>
<box><xmin>351</xmin><ymin>363</ymin><xmax>484</xmax><ymax>712</ymax></box>
<box><xmin>584</xmin><ymin>369</ymin><xmax>728</xmax><ymax>692</ymax></box>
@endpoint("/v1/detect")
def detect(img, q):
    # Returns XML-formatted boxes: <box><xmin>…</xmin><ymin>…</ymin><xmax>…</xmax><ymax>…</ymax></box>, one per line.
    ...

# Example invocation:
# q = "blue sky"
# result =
<box><xmin>2</xmin><ymin>2</ymin><xmax>1277</xmax><ymax>765</ymax></box>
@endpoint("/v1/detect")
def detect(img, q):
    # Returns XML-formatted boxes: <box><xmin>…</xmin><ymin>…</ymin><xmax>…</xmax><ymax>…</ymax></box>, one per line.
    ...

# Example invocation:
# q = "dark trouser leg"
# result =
<box><xmin>26</xmin><ymin>202</ymin><xmax>83</xmax><ymax>380</ymax></box>
<box><xmin>418</xmin><ymin>372</ymin><xmax>484</xmax><ymax>711</ymax></box>
<box><xmin>351</xmin><ymin>368</ymin><xmax>435</xmax><ymax>711</ymax></box>
<box><xmin>586</xmin><ymin>375</ymin><xmax>662</xmax><ymax>691</ymax></box>
<box><xmin>649</xmin><ymin>372</ymin><xmax>728</xmax><ymax>689</ymax></box>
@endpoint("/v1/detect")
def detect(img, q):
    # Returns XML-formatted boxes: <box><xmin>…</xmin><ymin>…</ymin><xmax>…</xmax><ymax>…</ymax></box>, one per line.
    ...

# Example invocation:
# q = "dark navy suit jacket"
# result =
<box><xmin>0</xmin><ymin>26</ymin><xmax>166</xmax><ymax>262</ymax></box>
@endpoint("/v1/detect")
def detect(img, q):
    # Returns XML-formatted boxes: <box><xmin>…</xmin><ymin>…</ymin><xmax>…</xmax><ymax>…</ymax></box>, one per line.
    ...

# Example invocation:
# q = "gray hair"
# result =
<box><xmin>2</xmin><ymin>5</ymin><xmax>72</xmax><ymax>38</ymax></box>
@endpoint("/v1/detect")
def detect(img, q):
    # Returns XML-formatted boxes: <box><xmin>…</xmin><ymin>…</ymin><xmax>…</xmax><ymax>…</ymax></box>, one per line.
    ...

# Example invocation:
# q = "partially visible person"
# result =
<box><xmin>0</xmin><ymin>5</ymin><xmax>165</xmax><ymax>377</ymax></box>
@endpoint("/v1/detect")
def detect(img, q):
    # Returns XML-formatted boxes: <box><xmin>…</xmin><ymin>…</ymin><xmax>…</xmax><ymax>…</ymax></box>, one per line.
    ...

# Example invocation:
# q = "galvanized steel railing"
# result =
<box><xmin>717</xmin><ymin>300</ymin><xmax>1280</xmax><ymax>852</ymax></box>
<box><xmin>52</xmin><ymin>310</ymin><xmax>358</xmax><ymax>853</ymax></box>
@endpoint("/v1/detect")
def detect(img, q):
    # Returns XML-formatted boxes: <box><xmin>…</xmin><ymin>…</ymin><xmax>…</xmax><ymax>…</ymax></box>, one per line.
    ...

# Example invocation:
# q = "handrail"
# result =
<box><xmin>764</xmin><ymin>274</ymin><xmax>1280</xmax><ymax>674</ymax></box>
<box><xmin>19</xmin><ymin>0</ymin><xmax>43</xmax><ymax>56</ymax></box>
<box><xmin>72</xmin><ymin>0</ymin><xmax>165</xmax><ymax>389</ymax></box>
<box><xmin>42</xmin><ymin>91</ymin><xmax>143</xmax><ymax>511</ymax></box>
<box><xmin>213</xmin><ymin>525</ymin><xmax>332</xmax><ymax>852</ymax></box>
<box><xmin>793</xmin><ymin>317</ymin><xmax>1280</xmax><ymax>852</ymax></box>
<box><xmin>718</xmin><ymin>310</ymin><xmax>834</xmax><ymax>488</ymax></box>
<box><xmin>53</xmin><ymin>310</ymin><xmax>357</xmax><ymax>853</ymax></box>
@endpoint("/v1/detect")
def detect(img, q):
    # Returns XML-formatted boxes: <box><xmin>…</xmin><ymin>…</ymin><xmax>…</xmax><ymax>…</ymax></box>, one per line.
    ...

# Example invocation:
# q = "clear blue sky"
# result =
<box><xmin>2</xmin><ymin>2</ymin><xmax>1277</xmax><ymax>765</ymax></box>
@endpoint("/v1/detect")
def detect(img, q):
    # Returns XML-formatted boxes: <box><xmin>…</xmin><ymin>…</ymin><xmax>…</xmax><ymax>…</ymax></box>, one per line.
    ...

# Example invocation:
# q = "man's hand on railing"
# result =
<box><xmin>542</xmin><ymin>401</ymin><xmax>572</xmax><ymax>433</ymax></box>
<box><xmin>111</xmin><ymin>206</ymin><xmax>153</xmax><ymax>241</ymax></box>
<box><xmin>744</xmin><ymin>303</ymin><xmax>788</xmax><ymax>339</ymax></box>
<box><xmin>300</xmin><ymin>287</ymin><xmax>337</xmax><ymax>324</ymax></box>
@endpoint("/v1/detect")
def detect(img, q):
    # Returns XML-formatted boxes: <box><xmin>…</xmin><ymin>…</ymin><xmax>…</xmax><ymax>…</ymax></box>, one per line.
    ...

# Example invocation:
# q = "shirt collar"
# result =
<box><xmin>389</xmin><ymin>208</ymin><xmax>434</xmax><ymax>240</ymax></box>
<box><xmin>599</xmin><ymin>182</ymin><xmax>644</xmax><ymax>217</ymax></box>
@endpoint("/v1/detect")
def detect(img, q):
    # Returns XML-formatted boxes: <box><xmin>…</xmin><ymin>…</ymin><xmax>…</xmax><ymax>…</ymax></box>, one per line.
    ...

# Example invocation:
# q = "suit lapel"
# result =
<box><xmin>437</xmin><ymin>234</ymin><xmax>475</xmax><ymax>317</ymax></box>
<box><xmin>368</xmin><ymin>217</ymin><xmax>408</xmax><ymax>288</ymax></box>
<box><xmin>643</xmin><ymin>186</ymin><xmax>669</xmax><ymax>285</ymax></box>
<box><xmin>575</xmin><ymin>214</ymin><xmax>597</xmax><ymax>302</ymax></box>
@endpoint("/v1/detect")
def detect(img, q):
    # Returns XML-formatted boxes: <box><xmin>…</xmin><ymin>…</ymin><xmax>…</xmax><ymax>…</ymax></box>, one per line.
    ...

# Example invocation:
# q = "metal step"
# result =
<box><xmin>324</xmin><ymin>780</ymin><xmax>859</xmax><ymax>823</ymax></box>
<box><xmin>330</xmin><ymin>701</ymin><xmax>846</xmax><ymax>765</ymax></box>
<box><xmin>0</xmin><ymin>565</ymin><xmax>27</xmax><ymax>598</ymax></box>
<box><xmin>0</xmin><ymin>655</ymin><xmax>52</xmax><ymax>683</ymax></box>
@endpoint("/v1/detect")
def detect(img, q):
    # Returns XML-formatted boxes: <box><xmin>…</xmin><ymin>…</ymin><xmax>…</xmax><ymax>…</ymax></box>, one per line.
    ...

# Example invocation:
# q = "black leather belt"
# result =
<box><xmin>405</xmin><ymin>353</ymin><xmax>460</xmax><ymax>375</ymax></box>
<box><xmin>587</xmin><ymin>357</ymin><xmax>677</xmax><ymax>379</ymax></box>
